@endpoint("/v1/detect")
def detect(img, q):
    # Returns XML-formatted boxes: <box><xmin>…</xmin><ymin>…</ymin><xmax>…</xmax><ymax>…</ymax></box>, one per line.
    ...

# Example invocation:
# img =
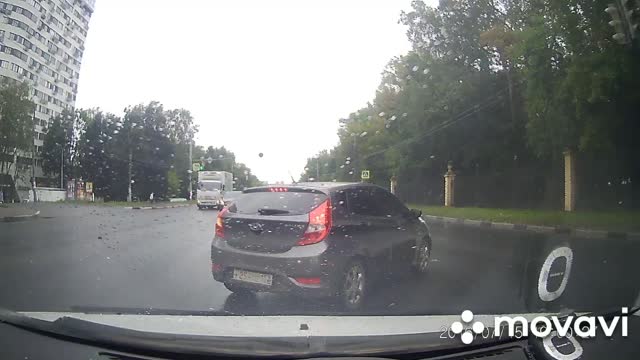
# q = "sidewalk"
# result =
<box><xmin>0</xmin><ymin>204</ymin><xmax>40</xmax><ymax>222</ymax></box>
<box><xmin>125</xmin><ymin>202</ymin><xmax>193</xmax><ymax>210</ymax></box>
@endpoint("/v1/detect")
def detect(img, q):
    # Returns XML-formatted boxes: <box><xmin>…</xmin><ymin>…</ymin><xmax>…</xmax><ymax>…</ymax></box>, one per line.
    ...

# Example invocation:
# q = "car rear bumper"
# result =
<box><xmin>211</xmin><ymin>238</ymin><xmax>342</xmax><ymax>297</ymax></box>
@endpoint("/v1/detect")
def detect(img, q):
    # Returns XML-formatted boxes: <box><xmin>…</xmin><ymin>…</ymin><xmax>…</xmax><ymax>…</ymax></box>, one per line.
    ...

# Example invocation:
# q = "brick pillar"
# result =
<box><xmin>444</xmin><ymin>162</ymin><xmax>456</xmax><ymax>207</ymax></box>
<box><xmin>563</xmin><ymin>150</ymin><xmax>576</xmax><ymax>212</ymax></box>
<box><xmin>390</xmin><ymin>176</ymin><xmax>398</xmax><ymax>195</ymax></box>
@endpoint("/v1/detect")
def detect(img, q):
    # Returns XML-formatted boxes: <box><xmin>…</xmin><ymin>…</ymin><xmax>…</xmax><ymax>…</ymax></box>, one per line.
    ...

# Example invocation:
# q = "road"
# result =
<box><xmin>1</xmin><ymin>203</ymin><xmax>638</xmax><ymax>316</ymax></box>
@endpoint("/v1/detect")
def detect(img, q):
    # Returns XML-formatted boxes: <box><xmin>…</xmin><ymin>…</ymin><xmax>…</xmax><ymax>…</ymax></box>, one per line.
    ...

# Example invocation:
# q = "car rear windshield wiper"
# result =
<box><xmin>257</xmin><ymin>208</ymin><xmax>290</xmax><ymax>215</ymax></box>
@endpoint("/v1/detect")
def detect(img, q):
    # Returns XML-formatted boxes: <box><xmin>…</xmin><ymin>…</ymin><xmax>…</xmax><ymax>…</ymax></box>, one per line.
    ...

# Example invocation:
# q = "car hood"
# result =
<box><xmin>21</xmin><ymin>311</ymin><xmax>551</xmax><ymax>337</ymax></box>
<box><xmin>3</xmin><ymin>310</ymin><xmax>626</xmax><ymax>357</ymax></box>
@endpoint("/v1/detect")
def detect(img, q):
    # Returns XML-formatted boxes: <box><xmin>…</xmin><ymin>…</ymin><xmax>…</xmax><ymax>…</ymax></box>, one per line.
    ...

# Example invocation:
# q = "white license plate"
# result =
<box><xmin>232</xmin><ymin>269</ymin><xmax>273</xmax><ymax>286</ymax></box>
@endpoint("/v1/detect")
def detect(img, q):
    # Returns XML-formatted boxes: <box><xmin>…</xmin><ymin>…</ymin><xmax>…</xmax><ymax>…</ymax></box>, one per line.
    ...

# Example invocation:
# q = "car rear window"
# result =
<box><xmin>228</xmin><ymin>191</ymin><xmax>328</xmax><ymax>215</ymax></box>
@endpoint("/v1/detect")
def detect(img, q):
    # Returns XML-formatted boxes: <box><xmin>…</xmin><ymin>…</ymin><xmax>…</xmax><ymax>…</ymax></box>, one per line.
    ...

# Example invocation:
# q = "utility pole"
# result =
<box><xmin>316</xmin><ymin>157</ymin><xmax>320</xmax><ymax>181</ymax></box>
<box><xmin>352</xmin><ymin>134</ymin><xmax>358</xmax><ymax>181</ymax></box>
<box><xmin>188</xmin><ymin>140</ymin><xmax>193</xmax><ymax>200</ymax></box>
<box><xmin>231</xmin><ymin>160</ymin><xmax>235</xmax><ymax>190</ymax></box>
<box><xmin>60</xmin><ymin>144</ymin><xmax>64</xmax><ymax>189</ymax></box>
<box><xmin>127</xmin><ymin>149</ymin><xmax>132</xmax><ymax>202</ymax></box>
<box><xmin>31</xmin><ymin>105</ymin><xmax>37</xmax><ymax>202</ymax></box>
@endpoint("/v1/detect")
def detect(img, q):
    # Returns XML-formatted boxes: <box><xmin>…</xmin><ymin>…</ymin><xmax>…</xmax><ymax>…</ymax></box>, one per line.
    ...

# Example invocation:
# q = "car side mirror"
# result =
<box><xmin>409</xmin><ymin>208</ymin><xmax>422</xmax><ymax>219</ymax></box>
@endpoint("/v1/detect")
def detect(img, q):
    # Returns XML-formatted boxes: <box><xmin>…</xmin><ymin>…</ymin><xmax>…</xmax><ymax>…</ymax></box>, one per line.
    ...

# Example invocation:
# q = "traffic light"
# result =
<box><xmin>606</xmin><ymin>0</ymin><xmax>639</xmax><ymax>45</ymax></box>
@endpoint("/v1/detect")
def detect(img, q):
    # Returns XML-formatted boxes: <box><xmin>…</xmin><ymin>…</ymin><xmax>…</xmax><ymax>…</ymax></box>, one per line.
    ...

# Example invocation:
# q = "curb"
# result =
<box><xmin>1</xmin><ymin>210</ymin><xmax>40</xmax><ymax>223</ymax></box>
<box><xmin>125</xmin><ymin>204</ymin><xmax>192</xmax><ymax>210</ymax></box>
<box><xmin>422</xmin><ymin>214</ymin><xmax>640</xmax><ymax>241</ymax></box>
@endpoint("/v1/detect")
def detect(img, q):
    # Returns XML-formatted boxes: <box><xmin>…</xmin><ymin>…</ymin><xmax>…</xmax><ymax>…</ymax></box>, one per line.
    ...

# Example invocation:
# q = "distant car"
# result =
<box><xmin>210</xmin><ymin>182</ymin><xmax>431</xmax><ymax>310</ymax></box>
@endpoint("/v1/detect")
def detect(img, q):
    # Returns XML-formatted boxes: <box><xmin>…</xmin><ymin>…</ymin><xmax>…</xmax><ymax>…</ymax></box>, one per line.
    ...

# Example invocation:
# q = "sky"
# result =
<box><xmin>75</xmin><ymin>0</ymin><xmax>436</xmax><ymax>183</ymax></box>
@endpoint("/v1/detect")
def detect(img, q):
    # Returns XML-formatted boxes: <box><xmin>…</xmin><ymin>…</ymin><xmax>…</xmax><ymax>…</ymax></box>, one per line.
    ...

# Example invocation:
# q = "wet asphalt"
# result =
<box><xmin>1</xmin><ymin>203</ymin><xmax>638</xmax><ymax>316</ymax></box>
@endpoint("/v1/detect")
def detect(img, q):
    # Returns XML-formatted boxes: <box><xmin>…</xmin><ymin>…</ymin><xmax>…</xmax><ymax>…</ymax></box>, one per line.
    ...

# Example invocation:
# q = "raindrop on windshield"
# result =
<box><xmin>412</xmin><ymin>65</ymin><xmax>419</xmax><ymax>72</ymax></box>
<box><xmin>378</xmin><ymin>112</ymin><xmax>385</xmax><ymax>117</ymax></box>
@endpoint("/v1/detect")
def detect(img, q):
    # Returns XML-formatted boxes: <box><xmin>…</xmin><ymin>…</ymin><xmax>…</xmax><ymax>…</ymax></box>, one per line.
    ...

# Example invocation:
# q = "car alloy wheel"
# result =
<box><xmin>343</xmin><ymin>261</ymin><xmax>366</xmax><ymax>310</ymax></box>
<box><xmin>417</xmin><ymin>241</ymin><xmax>430</xmax><ymax>272</ymax></box>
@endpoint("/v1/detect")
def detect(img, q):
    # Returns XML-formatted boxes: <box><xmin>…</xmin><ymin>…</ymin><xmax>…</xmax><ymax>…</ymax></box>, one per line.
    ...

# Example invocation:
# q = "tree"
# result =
<box><xmin>301</xmin><ymin>0</ymin><xmax>639</xmax><ymax>209</ymax></box>
<box><xmin>0</xmin><ymin>80</ymin><xmax>34</xmax><ymax>176</ymax></box>
<box><xmin>41</xmin><ymin>109</ymin><xmax>86</xmax><ymax>183</ymax></box>
<box><xmin>167</xmin><ymin>169</ymin><xmax>180</xmax><ymax>197</ymax></box>
<box><xmin>76</xmin><ymin>110</ymin><xmax>123</xmax><ymax>199</ymax></box>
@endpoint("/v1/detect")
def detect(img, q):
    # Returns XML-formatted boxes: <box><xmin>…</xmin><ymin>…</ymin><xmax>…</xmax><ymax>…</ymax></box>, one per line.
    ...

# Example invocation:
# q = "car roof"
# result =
<box><xmin>246</xmin><ymin>182</ymin><xmax>381</xmax><ymax>193</ymax></box>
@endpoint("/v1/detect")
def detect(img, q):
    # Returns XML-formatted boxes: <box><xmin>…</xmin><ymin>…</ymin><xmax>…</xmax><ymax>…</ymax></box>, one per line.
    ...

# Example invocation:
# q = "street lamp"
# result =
<box><xmin>29</xmin><ymin>96</ymin><xmax>38</xmax><ymax>202</ymax></box>
<box><xmin>350</xmin><ymin>133</ymin><xmax>358</xmax><ymax>181</ymax></box>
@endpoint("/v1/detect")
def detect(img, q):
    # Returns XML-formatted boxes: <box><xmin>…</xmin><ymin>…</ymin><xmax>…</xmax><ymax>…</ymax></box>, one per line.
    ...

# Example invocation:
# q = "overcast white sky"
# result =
<box><xmin>75</xmin><ymin>0</ymin><xmax>436</xmax><ymax>183</ymax></box>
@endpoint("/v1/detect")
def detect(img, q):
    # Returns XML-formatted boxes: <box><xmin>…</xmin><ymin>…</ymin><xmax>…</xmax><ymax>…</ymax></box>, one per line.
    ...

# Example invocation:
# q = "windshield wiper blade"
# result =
<box><xmin>257</xmin><ymin>208</ymin><xmax>290</xmax><ymax>215</ymax></box>
<box><xmin>68</xmin><ymin>306</ymin><xmax>233</xmax><ymax>316</ymax></box>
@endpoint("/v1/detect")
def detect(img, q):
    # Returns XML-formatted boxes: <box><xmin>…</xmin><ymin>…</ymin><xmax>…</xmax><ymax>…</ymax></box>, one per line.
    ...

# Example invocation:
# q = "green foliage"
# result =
<box><xmin>167</xmin><ymin>169</ymin><xmax>180</xmax><ymax>197</ymax></box>
<box><xmin>42</xmin><ymin>101</ymin><xmax>260</xmax><ymax>201</ymax></box>
<box><xmin>192</xmin><ymin>145</ymin><xmax>260</xmax><ymax>190</ymax></box>
<box><xmin>0</xmin><ymin>80</ymin><xmax>34</xmax><ymax>174</ymax></box>
<box><xmin>302</xmin><ymin>0</ymin><xmax>639</xmax><ymax>210</ymax></box>
<box><xmin>41</xmin><ymin>109</ymin><xmax>86</xmax><ymax>180</ymax></box>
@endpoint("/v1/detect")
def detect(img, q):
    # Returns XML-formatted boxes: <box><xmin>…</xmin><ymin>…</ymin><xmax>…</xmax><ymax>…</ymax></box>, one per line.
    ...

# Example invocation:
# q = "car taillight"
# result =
<box><xmin>268</xmin><ymin>187</ymin><xmax>288</xmax><ymax>192</ymax></box>
<box><xmin>297</xmin><ymin>199</ymin><xmax>331</xmax><ymax>246</ymax></box>
<box><xmin>294</xmin><ymin>277</ymin><xmax>321</xmax><ymax>285</ymax></box>
<box><xmin>215</xmin><ymin>207</ymin><xmax>228</xmax><ymax>238</ymax></box>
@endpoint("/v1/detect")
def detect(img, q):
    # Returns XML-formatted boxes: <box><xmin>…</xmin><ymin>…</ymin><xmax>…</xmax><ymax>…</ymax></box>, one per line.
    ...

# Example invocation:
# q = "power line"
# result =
<box><xmin>361</xmin><ymin>86</ymin><xmax>510</xmax><ymax>161</ymax></box>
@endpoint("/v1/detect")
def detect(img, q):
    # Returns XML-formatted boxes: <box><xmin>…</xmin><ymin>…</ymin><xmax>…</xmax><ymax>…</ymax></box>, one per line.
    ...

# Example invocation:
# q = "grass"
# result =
<box><xmin>409</xmin><ymin>205</ymin><xmax>640</xmax><ymax>232</ymax></box>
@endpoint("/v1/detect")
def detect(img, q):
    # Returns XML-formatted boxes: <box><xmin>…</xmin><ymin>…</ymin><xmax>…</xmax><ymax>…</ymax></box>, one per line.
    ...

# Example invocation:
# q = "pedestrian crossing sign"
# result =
<box><xmin>361</xmin><ymin>170</ymin><xmax>370</xmax><ymax>180</ymax></box>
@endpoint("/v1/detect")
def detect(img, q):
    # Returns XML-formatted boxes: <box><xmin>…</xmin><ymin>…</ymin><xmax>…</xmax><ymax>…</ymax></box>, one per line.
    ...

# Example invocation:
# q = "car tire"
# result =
<box><xmin>340</xmin><ymin>259</ymin><xmax>367</xmax><ymax>311</ymax></box>
<box><xmin>411</xmin><ymin>237</ymin><xmax>431</xmax><ymax>276</ymax></box>
<box><xmin>197</xmin><ymin>205</ymin><xmax>203</xmax><ymax>210</ymax></box>
<box><xmin>224</xmin><ymin>282</ymin><xmax>254</xmax><ymax>295</ymax></box>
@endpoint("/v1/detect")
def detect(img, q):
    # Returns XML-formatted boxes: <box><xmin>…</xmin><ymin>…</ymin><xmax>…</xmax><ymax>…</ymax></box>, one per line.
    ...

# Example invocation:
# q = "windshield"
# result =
<box><xmin>229</xmin><ymin>191</ymin><xmax>327</xmax><ymax>215</ymax></box>
<box><xmin>0</xmin><ymin>0</ymin><xmax>639</xmax><ymax>355</ymax></box>
<box><xmin>199</xmin><ymin>181</ymin><xmax>221</xmax><ymax>191</ymax></box>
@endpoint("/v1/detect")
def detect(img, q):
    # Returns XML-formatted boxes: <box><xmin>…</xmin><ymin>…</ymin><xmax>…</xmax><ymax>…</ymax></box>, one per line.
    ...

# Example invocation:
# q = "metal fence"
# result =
<box><xmin>395</xmin><ymin>156</ymin><xmax>638</xmax><ymax>211</ymax></box>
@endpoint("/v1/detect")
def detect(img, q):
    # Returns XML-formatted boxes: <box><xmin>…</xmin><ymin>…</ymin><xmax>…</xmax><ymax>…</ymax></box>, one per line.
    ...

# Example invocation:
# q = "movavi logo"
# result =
<box><xmin>450</xmin><ymin>308</ymin><xmax>630</xmax><ymax>345</ymax></box>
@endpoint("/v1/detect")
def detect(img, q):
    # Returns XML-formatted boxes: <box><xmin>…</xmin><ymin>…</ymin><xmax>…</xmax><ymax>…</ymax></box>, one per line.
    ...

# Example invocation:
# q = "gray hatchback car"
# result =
<box><xmin>210</xmin><ymin>182</ymin><xmax>431</xmax><ymax>310</ymax></box>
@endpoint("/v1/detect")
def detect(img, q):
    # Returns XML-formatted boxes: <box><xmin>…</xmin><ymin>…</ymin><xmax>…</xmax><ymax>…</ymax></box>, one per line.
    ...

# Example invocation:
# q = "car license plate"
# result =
<box><xmin>232</xmin><ymin>269</ymin><xmax>273</xmax><ymax>286</ymax></box>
